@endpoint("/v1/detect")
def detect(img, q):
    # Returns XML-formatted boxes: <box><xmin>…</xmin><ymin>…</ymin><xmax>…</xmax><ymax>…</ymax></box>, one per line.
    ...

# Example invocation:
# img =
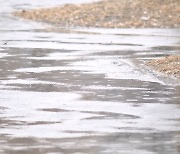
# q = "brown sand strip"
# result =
<box><xmin>14</xmin><ymin>0</ymin><xmax>180</xmax><ymax>28</ymax></box>
<box><xmin>147</xmin><ymin>56</ymin><xmax>180</xmax><ymax>78</ymax></box>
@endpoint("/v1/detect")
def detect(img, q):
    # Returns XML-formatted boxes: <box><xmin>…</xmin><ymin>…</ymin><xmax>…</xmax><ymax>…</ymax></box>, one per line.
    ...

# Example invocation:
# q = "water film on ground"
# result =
<box><xmin>0</xmin><ymin>0</ymin><xmax>180</xmax><ymax>154</ymax></box>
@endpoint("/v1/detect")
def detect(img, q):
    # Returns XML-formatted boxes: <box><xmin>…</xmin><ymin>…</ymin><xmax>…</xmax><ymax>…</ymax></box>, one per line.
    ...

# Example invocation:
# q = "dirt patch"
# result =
<box><xmin>14</xmin><ymin>0</ymin><xmax>180</xmax><ymax>28</ymax></box>
<box><xmin>147</xmin><ymin>56</ymin><xmax>180</xmax><ymax>78</ymax></box>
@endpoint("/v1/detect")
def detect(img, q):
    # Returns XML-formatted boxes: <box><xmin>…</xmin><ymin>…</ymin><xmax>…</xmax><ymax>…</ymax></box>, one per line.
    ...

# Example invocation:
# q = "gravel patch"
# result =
<box><xmin>147</xmin><ymin>56</ymin><xmax>180</xmax><ymax>78</ymax></box>
<box><xmin>14</xmin><ymin>0</ymin><xmax>180</xmax><ymax>28</ymax></box>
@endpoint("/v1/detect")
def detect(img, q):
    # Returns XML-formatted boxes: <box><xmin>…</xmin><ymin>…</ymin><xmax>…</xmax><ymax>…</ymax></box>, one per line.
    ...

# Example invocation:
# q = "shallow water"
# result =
<box><xmin>0</xmin><ymin>0</ymin><xmax>180</xmax><ymax>154</ymax></box>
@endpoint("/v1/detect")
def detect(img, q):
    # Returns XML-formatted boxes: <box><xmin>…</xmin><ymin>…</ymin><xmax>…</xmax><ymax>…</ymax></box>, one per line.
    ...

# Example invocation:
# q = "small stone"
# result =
<box><xmin>141</xmin><ymin>16</ymin><xmax>150</xmax><ymax>21</ymax></box>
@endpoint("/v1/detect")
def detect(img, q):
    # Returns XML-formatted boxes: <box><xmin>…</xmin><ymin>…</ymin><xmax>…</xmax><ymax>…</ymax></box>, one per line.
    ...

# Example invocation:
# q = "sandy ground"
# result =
<box><xmin>14</xmin><ymin>0</ymin><xmax>180</xmax><ymax>78</ymax></box>
<box><xmin>147</xmin><ymin>56</ymin><xmax>180</xmax><ymax>78</ymax></box>
<box><xmin>14</xmin><ymin>0</ymin><xmax>180</xmax><ymax>28</ymax></box>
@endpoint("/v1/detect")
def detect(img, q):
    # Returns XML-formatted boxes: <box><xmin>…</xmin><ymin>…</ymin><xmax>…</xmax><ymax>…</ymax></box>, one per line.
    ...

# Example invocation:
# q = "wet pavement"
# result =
<box><xmin>0</xmin><ymin>0</ymin><xmax>180</xmax><ymax>154</ymax></box>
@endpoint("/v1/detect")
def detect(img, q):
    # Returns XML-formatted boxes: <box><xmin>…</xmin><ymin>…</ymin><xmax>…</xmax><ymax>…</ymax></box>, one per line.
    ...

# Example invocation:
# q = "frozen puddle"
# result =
<box><xmin>0</xmin><ymin>52</ymin><xmax>9</xmax><ymax>58</ymax></box>
<box><xmin>0</xmin><ymin>0</ymin><xmax>180</xmax><ymax>153</ymax></box>
<box><xmin>14</xmin><ymin>58</ymin><xmax>161</xmax><ymax>83</ymax></box>
<box><xmin>0</xmin><ymin>31</ymin><xmax>180</xmax><ymax>154</ymax></box>
<box><xmin>70</xmin><ymin>58</ymin><xmax>163</xmax><ymax>83</ymax></box>
<box><xmin>0</xmin><ymin>90</ymin><xmax>179</xmax><ymax>139</ymax></box>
